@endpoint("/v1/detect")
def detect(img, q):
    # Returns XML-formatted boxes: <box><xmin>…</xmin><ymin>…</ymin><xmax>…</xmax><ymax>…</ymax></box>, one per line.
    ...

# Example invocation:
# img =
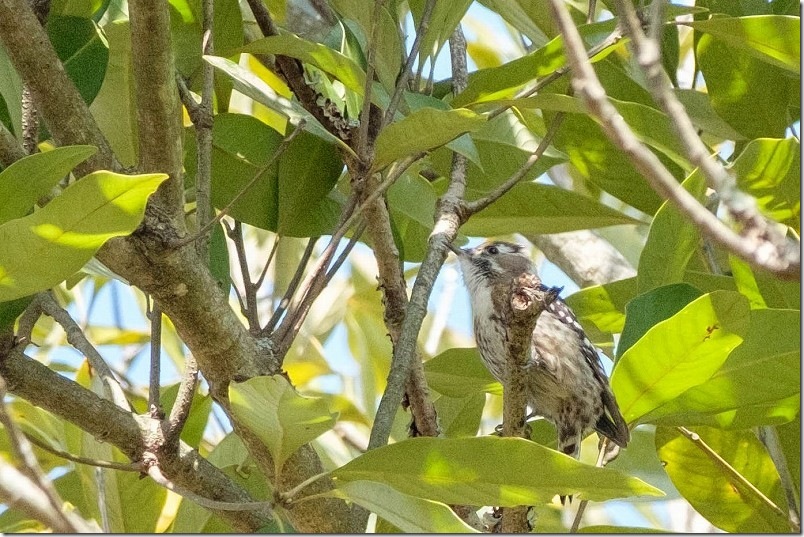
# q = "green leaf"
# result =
<box><xmin>674</xmin><ymin>89</ymin><xmax>746</xmax><ymax>141</ymax></box>
<box><xmin>579</xmin><ymin>526</ymin><xmax>671</xmax><ymax>533</ymax></box>
<box><xmin>0</xmin><ymin>296</ymin><xmax>33</xmax><ymax>331</ymax></box>
<box><xmin>729</xmin><ymin>137</ymin><xmax>800</xmax><ymax>232</ymax></box>
<box><xmin>684</xmin><ymin>15</ymin><xmax>800</xmax><ymax>73</ymax></box>
<box><xmin>453</xmin><ymin>20</ymin><xmax>621</xmax><ymax>107</ymax></box>
<box><xmin>0</xmin><ymin>145</ymin><xmax>97</xmax><ymax>224</ymax></box>
<box><xmin>611</xmin><ymin>291</ymin><xmax>750</xmax><ymax>424</ymax></box>
<box><xmin>460</xmin><ymin>183</ymin><xmax>641</xmax><ymax>236</ymax></box>
<box><xmin>424</xmin><ymin>347</ymin><xmax>502</xmax><ymax>398</ymax></box>
<box><xmin>185</xmin><ymin>114</ymin><xmax>342</xmax><ymax>236</ymax></box>
<box><xmin>373</xmin><ymin>108</ymin><xmax>486</xmax><ymax>171</ymax></box>
<box><xmin>551</xmin><ymin>113</ymin><xmax>674</xmax><ymax>215</ymax></box>
<box><xmin>429</xmin><ymin>109</ymin><xmax>566</xmax><ymax>194</ymax></box>
<box><xmin>89</xmin><ymin>20</ymin><xmax>138</xmax><ymax>167</ymax></box>
<box><xmin>656</xmin><ymin>426</ymin><xmax>790</xmax><ymax>532</ymax></box>
<box><xmin>329</xmin><ymin>480</ymin><xmax>478</xmax><ymax>533</ymax></box>
<box><xmin>565</xmin><ymin>277</ymin><xmax>638</xmax><ymax>335</ymax></box>
<box><xmin>433</xmin><ymin>392</ymin><xmax>485</xmax><ymax>438</ymax></box>
<box><xmin>641</xmin><ymin>309</ymin><xmax>800</xmax><ymax>428</ymax></box>
<box><xmin>229</xmin><ymin>375</ymin><xmax>337</xmax><ymax>473</ymax></box>
<box><xmin>617</xmin><ymin>283</ymin><xmax>703</xmax><ymax>361</ymax></box>
<box><xmin>387</xmin><ymin>170</ymin><xmax>438</xmax><ymax>262</ymax></box>
<box><xmin>636</xmin><ymin>171</ymin><xmax>707</xmax><ymax>294</ymax></box>
<box><xmin>697</xmin><ymin>33</ymin><xmax>795</xmax><ymax>139</ymax></box>
<box><xmin>0</xmin><ymin>171</ymin><xmax>167</xmax><ymax>301</ymax></box>
<box><xmin>241</xmin><ymin>34</ymin><xmax>366</xmax><ymax>95</ymax></box>
<box><xmin>331</xmin><ymin>436</ymin><xmax>664</xmax><ymax>504</ymax></box>
<box><xmin>208</xmin><ymin>221</ymin><xmax>231</xmax><ymax>293</ymax></box>
<box><xmin>729</xmin><ymin>255</ymin><xmax>801</xmax><ymax>309</ymax></box>
<box><xmin>204</xmin><ymin>55</ymin><xmax>354</xmax><ymax>153</ymax></box>
<box><xmin>47</xmin><ymin>16</ymin><xmax>109</xmax><ymax>105</ymax></box>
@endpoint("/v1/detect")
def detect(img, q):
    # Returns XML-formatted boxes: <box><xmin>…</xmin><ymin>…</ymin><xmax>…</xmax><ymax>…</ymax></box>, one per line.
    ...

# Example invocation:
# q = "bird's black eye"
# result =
<box><xmin>487</xmin><ymin>245</ymin><xmax>499</xmax><ymax>255</ymax></box>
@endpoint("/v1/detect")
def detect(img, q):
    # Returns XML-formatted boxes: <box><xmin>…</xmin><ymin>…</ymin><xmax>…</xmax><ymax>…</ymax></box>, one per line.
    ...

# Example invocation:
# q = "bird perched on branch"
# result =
<box><xmin>449</xmin><ymin>240</ymin><xmax>630</xmax><ymax>461</ymax></box>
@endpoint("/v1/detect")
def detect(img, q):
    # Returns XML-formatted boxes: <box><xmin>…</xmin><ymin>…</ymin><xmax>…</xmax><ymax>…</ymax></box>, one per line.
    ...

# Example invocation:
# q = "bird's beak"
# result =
<box><xmin>539</xmin><ymin>284</ymin><xmax>563</xmax><ymax>303</ymax></box>
<box><xmin>447</xmin><ymin>242</ymin><xmax>465</xmax><ymax>256</ymax></box>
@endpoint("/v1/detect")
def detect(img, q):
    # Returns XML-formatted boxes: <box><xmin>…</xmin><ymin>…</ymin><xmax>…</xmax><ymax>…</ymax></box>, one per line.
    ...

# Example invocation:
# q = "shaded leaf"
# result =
<box><xmin>461</xmin><ymin>182</ymin><xmax>641</xmax><ymax>237</ymax></box>
<box><xmin>424</xmin><ymin>347</ymin><xmax>502</xmax><ymax>398</ymax></box>
<box><xmin>0</xmin><ymin>171</ymin><xmax>167</xmax><ymax>301</ymax></box>
<box><xmin>373</xmin><ymin>108</ymin><xmax>486</xmax><ymax>170</ymax></box>
<box><xmin>636</xmin><ymin>171</ymin><xmax>706</xmax><ymax>293</ymax></box>
<box><xmin>656</xmin><ymin>426</ymin><xmax>789</xmax><ymax>532</ymax></box>
<box><xmin>229</xmin><ymin>375</ymin><xmax>337</xmax><ymax>473</ymax></box>
<box><xmin>331</xmin><ymin>436</ymin><xmax>664</xmax><ymax>505</ymax></box>
<box><xmin>329</xmin><ymin>480</ymin><xmax>478</xmax><ymax>533</ymax></box>
<box><xmin>47</xmin><ymin>16</ymin><xmax>108</xmax><ymax>105</ymax></box>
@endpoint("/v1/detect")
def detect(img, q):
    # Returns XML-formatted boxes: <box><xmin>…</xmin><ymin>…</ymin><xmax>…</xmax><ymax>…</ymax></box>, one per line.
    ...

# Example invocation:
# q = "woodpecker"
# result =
<box><xmin>449</xmin><ymin>240</ymin><xmax>630</xmax><ymax>461</ymax></box>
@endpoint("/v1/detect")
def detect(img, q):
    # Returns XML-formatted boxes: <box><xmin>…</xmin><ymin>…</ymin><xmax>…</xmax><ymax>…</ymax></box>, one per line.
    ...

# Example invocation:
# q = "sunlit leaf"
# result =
<box><xmin>0</xmin><ymin>171</ymin><xmax>167</xmax><ymax>301</ymax></box>
<box><xmin>332</xmin><ymin>436</ymin><xmax>663</xmax><ymax>504</ymax></box>
<box><xmin>611</xmin><ymin>291</ymin><xmax>750</xmax><ymax>424</ymax></box>
<box><xmin>729</xmin><ymin>137</ymin><xmax>800</xmax><ymax>232</ymax></box>
<box><xmin>684</xmin><ymin>15</ymin><xmax>800</xmax><ymax>73</ymax></box>
<box><xmin>241</xmin><ymin>35</ymin><xmax>366</xmax><ymax>95</ymax></box>
<box><xmin>0</xmin><ymin>145</ymin><xmax>97</xmax><ymax>224</ymax></box>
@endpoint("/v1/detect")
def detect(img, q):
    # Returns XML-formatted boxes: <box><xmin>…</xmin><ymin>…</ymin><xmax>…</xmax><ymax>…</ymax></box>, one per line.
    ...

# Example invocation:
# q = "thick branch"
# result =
<box><xmin>499</xmin><ymin>275</ymin><xmax>558</xmax><ymax>533</ymax></box>
<box><xmin>548</xmin><ymin>0</ymin><xmax>800</xmax><ymax>279</ymax></box>
<box><xmin>0</xmin><ymin>0</ymin><xmax>118</xmax><ymax>174</ymax></box>
<box><xmin>0</xmin><ymin>344</ymin><xmax>273</xmax><ymax>531</ymax></box>
<box><xmin>129</xmin><ymin>0</ymin><xmax>185</xmax><ymax>221</ymax></box>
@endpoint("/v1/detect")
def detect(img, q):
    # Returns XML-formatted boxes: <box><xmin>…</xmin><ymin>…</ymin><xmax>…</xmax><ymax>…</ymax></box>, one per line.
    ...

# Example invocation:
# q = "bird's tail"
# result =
<box><xmin>594</xmin><ymin>389</ymin><xmax>630</xmax><ymax>448</ymax></box>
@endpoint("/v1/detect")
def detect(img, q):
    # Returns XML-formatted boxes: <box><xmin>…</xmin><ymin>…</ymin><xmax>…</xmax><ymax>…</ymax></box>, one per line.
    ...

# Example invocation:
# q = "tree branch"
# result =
<box><xmin>194</xmin><ymin>0</ymin><xmax>215</xmax><ymax>263</ymax></box>
<box><xmin>614</xmin><ymin>0</ymin><xmax>799</xmax><ymax>277</ymax></box>
<box><xmin>129</xmin><ymin>0</ymin><xmax>186</xmax><ymax>221</ymax></box>
<box><xmin>547</xmin><ymin>0</ymin><xmax>800</xmax><ymax>279</ymax></box>
<box><xmin>499</xmin><ymin>276</ymin><xmax>559</xmax><ymax>533</ymax></box>
<box><xmin>0</xmin><ymin>343</ymin><xmax>274</xmax><ymax>531</ymax></box>
<box><xmin>36</xmin><ymin>292</ymin><xmax>131</xmax><ymax>411</ymax></box>
<box><xmin>367</xmin><ymin>26</ymin><xmax>471</xmax><ymax>451</ymax></box>
<box><xmin>0</xmin><ymin>0</ymin><xmax>119</xmax><ymax>174</ymax></box>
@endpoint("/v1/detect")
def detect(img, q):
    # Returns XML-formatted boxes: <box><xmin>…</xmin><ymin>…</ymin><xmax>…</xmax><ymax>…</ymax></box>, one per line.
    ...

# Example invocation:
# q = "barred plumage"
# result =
<box><xmin>451</xmin><ymin>240</ymin><xmax>630</xmax><ymax>461</ymax></box>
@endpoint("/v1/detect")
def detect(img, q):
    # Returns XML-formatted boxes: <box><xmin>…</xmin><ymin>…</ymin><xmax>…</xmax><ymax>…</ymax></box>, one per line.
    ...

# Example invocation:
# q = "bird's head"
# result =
<box><xmin>448</xmin><ymin>240</ymin><xmax>536</xmax><ymax>289</ymax></box>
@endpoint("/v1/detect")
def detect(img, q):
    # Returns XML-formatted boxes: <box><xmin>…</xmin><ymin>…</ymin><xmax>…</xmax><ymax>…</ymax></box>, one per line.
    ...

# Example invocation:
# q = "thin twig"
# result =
<box><xmin>147</xmin><ymin>465</ymin><xmax>274</xmax><ymax>512</ymax></box>
<box><xmin>228</xmin><ymin>221</ymin><xmax>261</xmax><ymax>332</ymax></box>
<box><xmin>172</xmin><ymin>122</ymin><xmax>305</xmax><ymax>248</ymax></box>
<box><xmin>383</xmin><ymin>0</ymin><xmax>436</xmax><ymax>126</ymax></box>
<box><xmin>615</xmin><ymin>0</ymin><xmax>799</xmax><ymax>277</ymax></box>
<box><xmin>277</xmin><ymin>471</ymin><xmax>330</xmax><ymax>504</ymax></box>
<box><xmin>166</xmin><ymin>354</ymin><xmax>199</xmax><ymax>443</ymax></box>
<box><xmin>756</xmin><ymin>426</ymin><xmax>801</xmax><ymax>532</ymax></box>
<box><xmin>570</xmin><ymin>438</ymin><xmax>609</xmax><ymax>532</ymax></box>
<box><xmin>465</xmin><ymin>113</ymin><xmax>566</xmax><ymax>216</ymax></box>
<box><xmin>148</xmin><ymin>300</ymin><xmax>163</xmax><ymax>418</ymax></box>
<box><xmin>366</xmin><ymin>26</ymin><xmax>471</xmax><ymax>451</ymax></box>
<box><xmin>263</xmin><ymin>236</ymin><xmax>320</xmax><ymax>335</ymax></box>
<box><xmin>256</xmin><ymin>234</ymin><xmax>281</xmax><ymax>290</ymax></box>
<box><xmin>36</xmin><ymin>293</ymin><xmax>131</xmax><ymax>411</ymax></box>
<box><xmin>0</xmin><ymin>376</ymin><xmax>92</xmax><ymax>532</ymax></box>
<box><xmin>676</xmin><ymin>426</ymin><xmax>792</xmax><ymax>527</ymax></box>
<box><xmin>548</xmin><ymin>0</ymin><xmax>799</xmax><ymax>279</ymax></box>
<box><xmin>193</xmin><ymin>0</ymin><xmax>215</xmax><ymax>263</ymax></box>
<box><xmin>22</xmin><ymin>432</ymin><xmax>141</xmax><ymax>472</ymax></box>
<box><xmin>355</xmin><ymin>0</ymin><xmax>387</xmax><ymax>162</ymax></box>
